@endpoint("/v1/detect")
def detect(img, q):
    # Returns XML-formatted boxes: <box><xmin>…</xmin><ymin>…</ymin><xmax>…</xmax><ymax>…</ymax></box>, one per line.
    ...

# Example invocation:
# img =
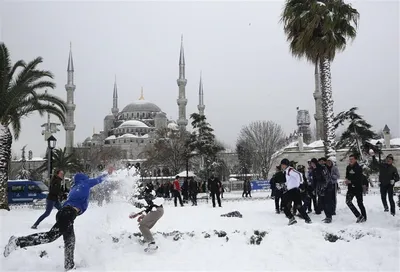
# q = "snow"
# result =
<box><xmin>391</xmin><ymin>138</ymin><xmax>400</xmax><ymax>146</ymax></box>
<box><xmin>167</xmin><ymin>122</ymin><xmax>179</xmax><ymax>130</ymax></box>
<box><xmin>119</xmin><ymin>120</ymin><xmax>149</xmax><ymax>128</ymax></box>
<box><xmin>1</xmin><ymin>187</ymin><xmax>399</xmax><ymax>271</ymax></box>
<box><xmin>307</xmin><ymin>140</ymin><xmax>324</xmax><ymax>148</ymax></box>
<box><xmin>104</xmin><ymin>135</ymin><xmax>116</xmax><ymax>140</ymax></box>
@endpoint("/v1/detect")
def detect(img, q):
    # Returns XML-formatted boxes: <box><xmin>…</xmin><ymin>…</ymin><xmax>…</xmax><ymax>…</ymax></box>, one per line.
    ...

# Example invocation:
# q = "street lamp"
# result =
<box><xmin>376</xmin><ymin>141</ymin><xmax>383</xmax><ymax>163</ymax></box>
<box><xmin>47</xmin><ymin>135</ymin><xmax>57</xmax><ymax>179</ymax></box>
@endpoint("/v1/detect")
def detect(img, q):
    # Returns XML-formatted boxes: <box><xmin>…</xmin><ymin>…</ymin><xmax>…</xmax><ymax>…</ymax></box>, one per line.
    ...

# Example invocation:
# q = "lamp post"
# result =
<box><xmin>376</xmin><ymin>141</ymin><xmax>383</xmax><ymax>163</ymax></box>
<box><xmin>47</xmin><ymin>135</ymin><xmax>57</xmax><ymax>179</ymax></box>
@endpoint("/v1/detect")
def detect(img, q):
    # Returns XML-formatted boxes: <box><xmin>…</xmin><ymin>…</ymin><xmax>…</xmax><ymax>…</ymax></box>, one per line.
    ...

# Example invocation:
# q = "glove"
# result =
<box><xmin>137</xmin><ymin>214</ymin><xmax>144</xmax><ymax>222</ymax></box>
<box><xmin>390</xmin><ymin>180</ymin><xmax>395</xmax><ymax>185</ymax></box>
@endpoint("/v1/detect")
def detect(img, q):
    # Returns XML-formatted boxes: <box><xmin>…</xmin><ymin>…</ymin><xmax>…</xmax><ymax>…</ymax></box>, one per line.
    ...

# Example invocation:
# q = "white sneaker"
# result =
<box><xmin>4</xmin><ymin>236</ymin><xmax>18</xmax><ymax>257</ymax></box>
<box><xmin>144</xmin><ymin>242</ymin><xmax>158</xmax><ymax>252</ymax></box>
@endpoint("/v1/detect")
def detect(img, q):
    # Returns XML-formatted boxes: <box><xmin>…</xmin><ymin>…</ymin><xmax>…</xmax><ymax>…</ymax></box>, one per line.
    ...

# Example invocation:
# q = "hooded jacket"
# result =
<box><xmin>63</xmin><ymin>173</ymin><xmax>108</xmax><ymax>215</ymax></box>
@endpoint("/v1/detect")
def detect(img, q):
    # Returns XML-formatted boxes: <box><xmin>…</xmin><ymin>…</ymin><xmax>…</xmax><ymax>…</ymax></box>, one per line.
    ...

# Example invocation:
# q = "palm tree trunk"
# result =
<box><xmin>0</xmin><ymin>123</ymin><xmax>12</xmax><ymax>211</ymax></box>
<box><xmin>319</xmin><ymin>56</ymin><xmax>336</xmax><ymax>158</ymax></box>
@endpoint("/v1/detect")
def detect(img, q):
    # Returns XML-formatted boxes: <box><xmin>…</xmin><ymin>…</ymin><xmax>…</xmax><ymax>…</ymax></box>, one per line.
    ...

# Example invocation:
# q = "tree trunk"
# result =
<box><xmin>319</xmin><ymin>57</ymin><xmax>336</xmax><ymax>158</ymax></box>
<box><xmin>0</xmin><ymin>123</ymin><xmax>12</xmax><ymax>211</ymax></box>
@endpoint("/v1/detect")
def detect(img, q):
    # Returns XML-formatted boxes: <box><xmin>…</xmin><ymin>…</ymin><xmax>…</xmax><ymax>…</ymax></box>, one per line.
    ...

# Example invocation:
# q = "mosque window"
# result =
<box><xmin>137</xmin><ymin>112</ymin><xmax>139</xmax><ymax>118</ymax></box>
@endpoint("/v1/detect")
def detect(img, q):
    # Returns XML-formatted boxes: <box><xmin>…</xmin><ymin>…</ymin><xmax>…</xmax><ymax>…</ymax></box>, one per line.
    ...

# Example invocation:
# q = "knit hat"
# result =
<box><xmin>281</xmin><ymin>159</ymin><xmax>290</xmax><ymax>166</ymax></box>
<box><xmin>386</xmin><ymin>154</ymin><xmax>394</xmax><ymax>160</ymax></box>
<box><xmin>327</xmin><ymin>156</ymin><xmax>336</xmax><ymax>163</ymax></box>
<box><xmin>318</xmin><ymin>157</ymin><xmax>327</xmax><ymax>162</ymax></box>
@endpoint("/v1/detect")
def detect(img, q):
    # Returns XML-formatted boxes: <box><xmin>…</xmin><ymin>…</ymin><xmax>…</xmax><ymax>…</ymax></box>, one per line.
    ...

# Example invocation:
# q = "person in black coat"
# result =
<box><xmin>371</xmin><ymin>153</ymin><xmax>399</xmax><ymax>215</ymax></box>
<box><xmin>345</xmin><ymin>154</ymin><xmax>367</xmax><ymax>223</ymax></box>
<box><xmin>188</xmin><ymin>178</ymin><xmax>198</xmax><ymax>206</ymax></box>
<box><xmin>31</xmin><ymin>170</ymin><xmax>64</xmax><ymax>229</ymax></box>
<box><xmin>270</xmin><ymin>166</ymin><xmax>285</xmax><ymax>213</ymax></box>
<box><xmin>208</xmin><ymin>175</ymin><xmax>222</xmax><ymax>208</ymax></box>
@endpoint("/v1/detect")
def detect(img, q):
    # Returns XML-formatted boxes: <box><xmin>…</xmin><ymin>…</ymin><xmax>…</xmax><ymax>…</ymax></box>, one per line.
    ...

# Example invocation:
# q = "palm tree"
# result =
<box><xmin>281</xmin><ymin>0</ymin><xmax>359</xmax><ymax>157</ymax></box>
<box><xmin>0</xmin><ymin>43</ymin><xmax>66</xmax><ymax>210</ymax></box>
<box><xmin>37</xmin><ymin>147</ymin><xmax>84</xmax><ymax>176</ymax></box>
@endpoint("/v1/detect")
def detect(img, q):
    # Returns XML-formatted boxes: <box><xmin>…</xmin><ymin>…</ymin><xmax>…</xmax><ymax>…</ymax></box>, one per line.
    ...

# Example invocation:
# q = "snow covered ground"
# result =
<box><xmin>1</xmin><ymin>192</ymin><xmax>399</xmax><ymax>271</ymax></box>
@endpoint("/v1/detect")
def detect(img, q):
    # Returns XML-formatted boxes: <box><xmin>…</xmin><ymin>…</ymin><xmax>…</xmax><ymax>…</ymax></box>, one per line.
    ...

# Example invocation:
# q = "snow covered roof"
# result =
<box><xmin>307</xmin><ymin>140</ymin><xmax>324</xmax><ymax>148</ymax></box>
<box><xmin>168</xmin><ymin>122</ymin><xmax>179</xmax><ymax>130</ymax></box>
<box><xmin>29</xmin><ymin>157</ymin><xmax>45</xmax><ymax>162</ymax></box>
<box><xmin>391</xmin><ymin>138</ymin><xmax>400</xmax><ymax>146</ymax></box>
<box><xmin>105</xmin><ymin>135</ymin><xmax>116</xmax><ymax>140</ymax></box>
<box><xmin>121</xmin><ymin>133</ymin><xmax>137</xmax><ymax>138</ymax></box>
<box><xmin>119</xmin><ymin>120</ymin><xmax>149</xmax><ymax>128</ymax></box>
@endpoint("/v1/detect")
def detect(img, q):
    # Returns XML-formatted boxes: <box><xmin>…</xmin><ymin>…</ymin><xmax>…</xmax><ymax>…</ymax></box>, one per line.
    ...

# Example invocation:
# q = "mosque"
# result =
<box><xmin>65</xmin><ymin>37</ymin><xmax>206</xmax><ymax>159</ymax></box>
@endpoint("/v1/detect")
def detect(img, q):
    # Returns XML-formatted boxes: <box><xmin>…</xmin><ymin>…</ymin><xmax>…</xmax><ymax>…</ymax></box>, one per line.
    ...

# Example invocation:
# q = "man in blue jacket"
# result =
<box><xmin>3</xmin><ymin>166</ymin><xmax>115</xmax><ymax>271</ymax></box>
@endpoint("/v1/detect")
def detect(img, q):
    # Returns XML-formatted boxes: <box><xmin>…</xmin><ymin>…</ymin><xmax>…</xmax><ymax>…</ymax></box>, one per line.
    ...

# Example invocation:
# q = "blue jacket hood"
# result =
<box><xmin>74</xmin><ymin>173</ymin><xmax>89</xmax><ymax>185</ymax></box>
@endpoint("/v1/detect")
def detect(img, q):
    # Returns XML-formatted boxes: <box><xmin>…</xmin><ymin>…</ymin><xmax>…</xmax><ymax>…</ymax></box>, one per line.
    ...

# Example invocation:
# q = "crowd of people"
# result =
<box><xmin>270</xmin><ymin>153</ymin><xmax>399</xmax><ymax>225</ymax></box>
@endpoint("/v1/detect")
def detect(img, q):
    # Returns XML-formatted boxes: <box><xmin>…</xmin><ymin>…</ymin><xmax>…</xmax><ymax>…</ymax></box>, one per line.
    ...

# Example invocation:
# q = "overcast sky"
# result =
<box><xmin>1</xmin><ymin>0</ymin><xmax>399</xmax><ymax>158</ymax></box>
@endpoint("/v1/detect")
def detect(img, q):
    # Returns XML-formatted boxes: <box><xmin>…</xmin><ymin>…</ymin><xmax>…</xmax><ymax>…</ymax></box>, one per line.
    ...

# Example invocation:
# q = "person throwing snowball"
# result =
<box><xmin>4</xmin><ymin>166</ymin><xmax>115</xmax><ymax>271</ymax></box>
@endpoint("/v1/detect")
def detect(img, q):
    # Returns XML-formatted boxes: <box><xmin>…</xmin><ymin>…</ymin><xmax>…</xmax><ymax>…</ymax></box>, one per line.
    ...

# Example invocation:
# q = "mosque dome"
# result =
<box><xmin>104</xmin><ymin>114</ymin><xmax>115</xmax><ymax>120</ymax></box>
<box><xmin>120</xmin><ymin>88</ymin><xmax>161</xmax><ymax>113</ymax></box>
<box><xmin>119</xmin><ymin>120</ymin><xmax>149</xmax><ymax>128</ymax></box>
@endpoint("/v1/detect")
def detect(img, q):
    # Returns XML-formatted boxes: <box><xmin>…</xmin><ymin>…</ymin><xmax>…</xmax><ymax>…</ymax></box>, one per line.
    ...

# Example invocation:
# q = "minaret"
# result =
<box><xmin>313</xmin><ymin>61</ymin><xmax>323</xmax><ymax>140</ymax></box>
<box><xmin>176</xmin><ymin>35</ymin><xmax>188</xmax><ymax>130</ymax></box>
<box><xmin>111</xmin><ymin>75</ymin><xmax>119</xmax><ymax>117</ymax></box>
<box><xmin>197</xmin><ymin>72</ymin><xmax>205</xmax><ymax>116</ymax></box>
<box><xmin>139</xmin><ymin>86</ymin><xmax>145</xmax><ymax>100</ymax></box>
<box><xmin>64</xmin><ymin>43</ymin><xmax>76</xmax><ymax>155</ymax></box>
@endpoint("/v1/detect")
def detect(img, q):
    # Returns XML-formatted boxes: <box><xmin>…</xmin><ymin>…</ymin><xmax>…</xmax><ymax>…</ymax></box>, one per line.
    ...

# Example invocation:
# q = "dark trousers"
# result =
<box><xmin>332</xmin><ymin>184</ymin><xmax>338</xmax><ymax>214</ymax></box>
<box><xmin>301</xmin><ymin>194</ymin><xmax>311</xmax><ymax>213</ymax></box>
<box><xmin>173</xmin><ymin>191</ymin><xmax>183</xmax><ymax>206</ymax></box>
<box><xmin>319</xmin><ymin>191</ymin><xmax>333</xmax><ymax>219</ymax></box>
<box><xmin>274</xmin><ymin>190</ymin><xmax>283</xmax><ymax>211</ymax></box>
<box><xmin>282</xmin><ymin>188</ymin><xmax>310</xmax><ymax>220</ymax></box>
<box><xmin>190</xmin><ymin>192</ymin><xmax>197</xmax><ymax>205</ymax></box>
<box><xmin>211</xmin><ymin>192</ymin><xmax>221</xmax><ymax>207</ymax></box>
<box><xmin>33</xmin><ymin>199</ymin><xmax>62</xmax><ymax>227</ymax></box>
<box><xmin>17</xmin><ymin>206</ymin><xmax>77</xmax><ymax>270</ymax></box>
<box><xmin>346</xmin><ymin>190</ymin><xmax>367</xmax><ymax>219</ymax></box>
<box><xmin>307</xmin><ymin>193</ymin><xmax>318</xmax><ymax>213</ymax></box>
<box><xmin>380</xmin><ymin>184</ymin><xmax>395</xmax><ymax>214</ymax></box>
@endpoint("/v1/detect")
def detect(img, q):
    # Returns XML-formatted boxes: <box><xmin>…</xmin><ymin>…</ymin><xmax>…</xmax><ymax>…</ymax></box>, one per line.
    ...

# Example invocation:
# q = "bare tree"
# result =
<box><xmin>238</xmin><ymin>121</ymin><xmax>286</xmax><ymax>179</ymax></box>
<box><xmin>74</xmin><ymin>145</ymin><xmax>125</xmax><ymax>173</ymax></box>
<box><xmin>141</xmin><ymin>128</ymin><xmax>188</xmax><ymax>176</ymax></box>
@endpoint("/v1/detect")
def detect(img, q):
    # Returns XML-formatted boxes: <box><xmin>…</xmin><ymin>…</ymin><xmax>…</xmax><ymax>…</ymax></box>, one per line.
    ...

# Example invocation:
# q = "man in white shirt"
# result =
<box><xmin>281</xmin><ymin>159</ymin><xmax>312</xmax><ymax>225</ymax></box>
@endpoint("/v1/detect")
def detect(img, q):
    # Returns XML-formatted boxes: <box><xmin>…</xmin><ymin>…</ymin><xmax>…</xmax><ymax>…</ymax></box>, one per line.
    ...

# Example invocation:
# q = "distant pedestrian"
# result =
<box><xmin>208</xmin><ymin>175</ymin><xmax>222</xmax><ymax>208</ymax></box>
<box><xmin>173</xmin><ymin>176</ymin><xmax>184</xmax><ymax>207</ymax></box>
<box><xmin>31</xmin><ymin>170</ymin><xmax>64</xmax><ymax>229</ymax></box>
<box><xmin>188</xmin><ymin>177</ymin><xmax>198</xmax><ymax>206</ymax></box>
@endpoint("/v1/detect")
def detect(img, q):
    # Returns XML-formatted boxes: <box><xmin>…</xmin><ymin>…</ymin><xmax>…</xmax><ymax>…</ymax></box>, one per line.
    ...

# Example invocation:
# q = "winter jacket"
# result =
<box><xmin>371</xmin><ymin>156</ymin><xmax>399</xmax><ymax>186</ymax></box>
<box><xmin>173</xmin><ymin>179</ymin><xmax>181</xmax><ymax>191</ymax></box>
<box><xmin>313</xmin><ymin>165</ymin><xmax>331</xmax><ymax>196</ymax></box>
<box><xmin>63</xmin><ymin>173</ymin><xmax>108</xmax><ymax>215</ymax></box>
<box><xmin>270</xmin><ymin>171</ymin><xmax>286</xmax><ymax>191</ymax></box>
<box><xmin>327</xmin><ymin>165</ymin><xmax>340</xmax><ymax>184</ymax></box>
<box><xmin>143</xmin><ymin>191</ymin><xmax>163</xmax><ymax>214</ymax></box>
<box><xmin>208</xmin><ymin>177</ymin><xmax>222</xmax><ymax>193</ymax></box>
<box><xmin>284</xmin><ymin>167</ymin><xmax>302</xmax><ymax>191</ymax></box>
<box><xmin>345</xmin><ymin>163</ymin><xmax>364</xmax><ymax>192</ymax></box>
<box><xmin>189</xmin><ymin>180</ymin><xmax>198</xmax><ymax>194</ymax></box>
<box><xmin>47</xmin><ymin>175</ymin><xmax>63</xmax><ymax>201</ymax></box>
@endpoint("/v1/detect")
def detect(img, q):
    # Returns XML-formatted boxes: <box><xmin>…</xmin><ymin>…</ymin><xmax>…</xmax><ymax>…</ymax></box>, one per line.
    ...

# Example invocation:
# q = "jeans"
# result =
<box><xmin>173</xmin><ymin>191</ymin><xmax>183</xmax><ymax>207</ymax></box>
<box><xmin>17</xmin><ymin>206</ymin><xmax>77</xmax><ymax>270</ymax></box>
<box><xmin>33</xmin><ymin>199</ymin><xmax>62</xmax><ymax>227</ymax></box>
<box><xmin>346</xmin><ymin>189</ymin><xmax>367</xmax><ymax>219</ymax></box>
<box><xmin>380</xmin><ymin>184</ymin><xmax>395</xmax><ymax>214</ymax></box>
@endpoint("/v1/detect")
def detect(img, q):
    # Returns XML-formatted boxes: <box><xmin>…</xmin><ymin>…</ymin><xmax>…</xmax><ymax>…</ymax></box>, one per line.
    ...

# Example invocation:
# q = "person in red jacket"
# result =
<box><xmin>173</xmin><ymin>176</ymin><xmax>184</xmax><ymax>207</ymax></box>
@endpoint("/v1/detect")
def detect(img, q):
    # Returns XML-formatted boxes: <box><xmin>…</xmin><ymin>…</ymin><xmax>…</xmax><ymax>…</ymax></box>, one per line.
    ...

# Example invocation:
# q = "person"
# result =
<box><xmin>242</xmin><ymin>180</ymin><xmax>249</xmax><ymax>197</ymax></box>
<box><xmin>129</xmin><ymin>183</ymin><xmax>164</xmax><ymax>251</ymax></box>
<box><xmin>31</xmin><ymin>170</ymin><xmax>64</xmax><ymax>229</ymax></box>
<box><xmin>345</xmin><ymin>154</ymin><xmax>367</xmax><ymax>223</ymax></box>
<box><xmin>188</xmin><ymin>177</ymin><xmax>198</xmax><ymax>206</ymax></box>
<box><xmin>310</xmin><ymin>158</ymin><xmax>333</xmax><ymax>223</ymax></box>
<box><xmin>307</xmin><ymin>160</ymin><xmax>318</xmax><ymax>213</ymax></box>
<box><xmin>181</xmin><ymin>178</ymin><xmax>189</xmax><ymax>204</ymax></box>
<box><xmin>297</xmin><ymin>165</ymin><xmax>310</xmax><ymax>217</ymax></box>
<box><xmin>280</xmin><ymin>159</ymin><xmax>311</xmax><ymax>225</ymax></box>
<box><xmin>270</xmin><ymin>165</ymin><xmax>285</xmax><ymax>214</ymax></box>
<box><xmin>208</xmin><ymin>175</ymin><xmax>222</xmax><ymax>208</ymax></box>
<box><xmin>4</xmin><ymin>166</ymin><xmax>115</xmax><ymax>271</ymax></box>
<box><xmin>246</xmin><ymin>180</ymin><xmax>252</xmax><ymax>197</ymax></box>
<box><xmin>371</xmin><ymin>152</ymin><xmax>399</xmax><ymax>216</ymax></box>
<box><xmin>326</xmin><ymin>157</ymin><xmax>340</xmax><ymax>215</ymax></box>
<box><xmin>172</xmin><ymin>176</ymin><xmax>184</xmax><ymax>207</ymax></box>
